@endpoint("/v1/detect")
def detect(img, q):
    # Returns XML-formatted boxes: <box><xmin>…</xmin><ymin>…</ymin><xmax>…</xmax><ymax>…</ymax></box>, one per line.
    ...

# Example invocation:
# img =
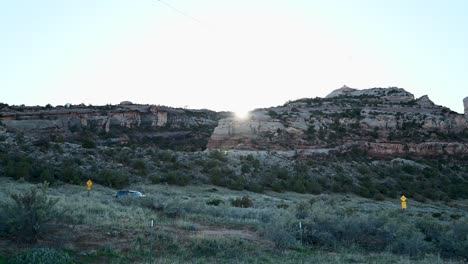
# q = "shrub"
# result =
<box><xmin>95</xmin><ymin>170</ymin><xmax>129</xmax><ymax>189</ymax></box>
<box><xmin>245</xmin><ymin>181</ymin><xmax>264</xmax><ymax>193</ymax></box>
<box><xmin>277</xmin><ymin>203</ymin><xmax>289</xmax><ymax>209</ymax></box>
<box><xmin>295</xmin><ymin>202</ymin><xmax>311</xmax><ymax>219</ymax></box>
<box><xmin>268</xmin><ymin>110</ymin><xmax>278</xmax><ymax>118</ymax></box>
<box><xmin>189</xmin><ymin>238</ymin><xmax>250</xmax><ymax>258</ymax></box>
<box><xmin>231</xmin><ymin>195</ymin><xmax>253</xmax><ymax>208</ymax></box>
<box><xmin>432</xmin><ymin>212</ymin><xmax>442</xmax><ymax>218</ymax></box>
<box><xmin>61</xmin><ymin>165</ymin><xmax>82</xmax><ymax>185</ymax></box>
<box><xmin>208</xmin><ymin>150</ymin><xmax>227</xmax><ymax>162</ymax></box>
<box><xmin>301</xmin><ymin>213</ymin><xmax>394</xmax><ymax>252</ymax></box>
<box><xmin>163</xmin><ymin>171</ymin><xmax>191</xmax><ymax>186</ymax></box>
<box><xmin>373</xmin><ymin>192</ymin><xmax>385</xmax><ymax>201</ymax></box>
<box><xmin>81</xmin><ymin>138</ymin><xmax>96</xmax><ymax>149</ymax></box>
<box><xmin>2</xmin><ymin>184</ymin><xmax>58</xmax><ymax>242</ymax></box>
<box><xmin>438</xmin><ymin>221</ymin><xmax>468</xmax><ymax>259</ymax></box>
<box><xmin>132</xmin><ymin>159</ymin><xmax>147</xmax><ymax>175</ymax></box>
<box><xmin>265</xmin><ymin>226</ymin><xmax>298</xmax><ymax>249</ymax></box>
<box><xmin>206</xmin><ymin>199</ymin><xmax>224</xmax><ymax>206</ymax></box>
<box><xmin>8</xmin><ymin>248</ymin><xmax>74</xmax><ymax>264</ymax></box>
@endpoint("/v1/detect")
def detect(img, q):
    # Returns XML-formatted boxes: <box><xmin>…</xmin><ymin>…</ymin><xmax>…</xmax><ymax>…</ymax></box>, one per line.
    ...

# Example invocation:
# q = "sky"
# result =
<box><xmin>1</xmin><ymin>0</ymin><xmax>468</xmax><ymax>115</ymax></box>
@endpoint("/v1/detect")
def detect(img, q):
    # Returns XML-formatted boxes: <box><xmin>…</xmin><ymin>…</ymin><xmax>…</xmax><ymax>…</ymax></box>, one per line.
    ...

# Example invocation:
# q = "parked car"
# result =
<box><xmin>114</xmin><ymin>190</ymin><xmax>145</xmax><ymax>198</ymax></box>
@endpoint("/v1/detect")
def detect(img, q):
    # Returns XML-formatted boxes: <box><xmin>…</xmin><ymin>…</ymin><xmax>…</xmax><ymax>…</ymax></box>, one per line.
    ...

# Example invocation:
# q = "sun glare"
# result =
<box><xmin>235</xmin><ymin>111</ymin><xmax>249</xmax><ymax>119</ymax></box>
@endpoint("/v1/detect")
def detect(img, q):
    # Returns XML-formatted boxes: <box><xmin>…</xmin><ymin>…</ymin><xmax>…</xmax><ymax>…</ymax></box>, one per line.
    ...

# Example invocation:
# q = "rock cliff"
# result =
<box><xmin>1</xmin><ymin>87</ymin><xmax>467</xmax><ymax>157</ymax></box>
<box><xmin>0</xmin><ymin>104</ymin><xmax>228</xmax><ymax>151</ymax></box>
<box><xmin>208</xmin><ymin>87</ymin><xmax>468</xmax><ymax>157</ymax></box>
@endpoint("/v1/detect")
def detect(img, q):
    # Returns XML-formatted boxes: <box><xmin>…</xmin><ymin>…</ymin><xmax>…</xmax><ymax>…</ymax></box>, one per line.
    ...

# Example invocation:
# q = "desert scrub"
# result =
<box><xmin>290</xmin><ymin>202</ymin><xmax>468</xmax><ymax>259</ymax></box>
<box><xmin>1</xmin><ymin>183</ymin><xmax>59</xmax><ymax>242</ymax></box>
<box><xmin>231</xmin><ymin>195</ymin><xmax>253</xmax><ymax>208</ymax></box>
<box><xmin>8</xmin><ymin>248</ymin><xmax>74</xmax><ymax>264</ymax></box>
<box><xmin>206</xmin><ymin>198</ymin><xmax>224</xmax><ymax>206</ymax></box>
<box><xmin>188</xmin><ymin>237</ymin><xmax>256</xmax><ymax>259</ymax></box>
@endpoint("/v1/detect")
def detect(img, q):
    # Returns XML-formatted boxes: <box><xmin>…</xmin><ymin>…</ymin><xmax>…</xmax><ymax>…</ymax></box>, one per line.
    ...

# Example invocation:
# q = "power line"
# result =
<box><xmin>153</xmin><ymin>0</ymin><xmax>202</xmax><ymax>24</ymax></box>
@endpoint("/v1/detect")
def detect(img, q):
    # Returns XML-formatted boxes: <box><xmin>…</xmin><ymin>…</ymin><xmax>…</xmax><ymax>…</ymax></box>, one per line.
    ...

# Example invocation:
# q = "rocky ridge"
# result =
<box><xmin>1</xmin><ymin>87</ymin><xmax>467</xmax><ymax>157</ymax></box>
<box><xmin>207</xmin><ymin>86</ymin><xmax>468</xmax><ymax>157</ymax></box>
<box><xmin>0</xmin><ymin>103</ymin><xmax>228</xmax><ymax>151</ymax></box>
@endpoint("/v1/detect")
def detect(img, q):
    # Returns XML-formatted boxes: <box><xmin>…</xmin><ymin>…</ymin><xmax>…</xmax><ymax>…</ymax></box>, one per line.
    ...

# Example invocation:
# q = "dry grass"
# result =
<box><xmin>0</xmin><ymin>177</ymin><xmax>467</xmax><ymax>263</ymax></box>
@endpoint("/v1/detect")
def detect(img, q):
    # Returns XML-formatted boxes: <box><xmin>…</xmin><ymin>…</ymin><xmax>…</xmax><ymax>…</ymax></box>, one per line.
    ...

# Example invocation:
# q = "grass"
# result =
<box><xmin>0</xmin><ymin>256</ymin><xmax>6</xmax><ymax>264</ymax></box>
<box><xmin>0</xmin><ymin>176</ymin><xmax>467</xmax><ymax>263</ymax></box>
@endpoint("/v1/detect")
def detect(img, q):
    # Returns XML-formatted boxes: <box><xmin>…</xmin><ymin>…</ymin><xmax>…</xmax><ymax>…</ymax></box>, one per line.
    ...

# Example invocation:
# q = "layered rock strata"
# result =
<box><xmin>208</xmin><ymin>87</ymin><xmax>468</xmax><ymax>157</ymax></box>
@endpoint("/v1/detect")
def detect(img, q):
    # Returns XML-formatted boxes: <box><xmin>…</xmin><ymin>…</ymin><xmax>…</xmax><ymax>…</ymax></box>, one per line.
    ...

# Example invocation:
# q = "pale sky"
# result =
<box><xmin>1</xmin><ymin>0</ymin><xmax>467</xmax><ymax>115</ymax></box>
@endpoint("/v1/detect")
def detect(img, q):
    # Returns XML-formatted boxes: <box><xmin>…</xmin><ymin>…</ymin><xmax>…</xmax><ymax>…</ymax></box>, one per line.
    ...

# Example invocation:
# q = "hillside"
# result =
<box><xmin>209</xmin><ymin>86</ymin><xmax>468</xmax><ymax>157</ymax></box>
<box><xmin>0</xmin><ymin>177</ymin><xmax>467</xmax><ymax>263</ymax></box>
<box><xmin>0</xmin><ymin>87</ymin><xmax>468</xmax><ymax>263</ymax></box>
<box><xmin>1</xmin><ymin>86</ymin><xmax>467</xmax><ymax>156</ymax></box>
<box><xmin>0</xmin><ymin>103</ymin><xmax>229</xmax><ymax>151</ymax></box>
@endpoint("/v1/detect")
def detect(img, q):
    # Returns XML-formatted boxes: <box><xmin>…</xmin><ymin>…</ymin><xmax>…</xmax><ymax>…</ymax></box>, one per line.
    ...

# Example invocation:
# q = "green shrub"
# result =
<box><xmin>432</xmin><ymin>212</ymin><xmax>442</xmax><ymax>218</ymax></box>
<box><xmin>373</xmin><ymin>192</ymin><xmax>385</xmax><ymax>201</ymax></box>
<box><xmin>132</xmin><ymin>159</ymin><xmax>147</xmax><ymax>175</ymax></box>
<box><xmin>302</xmin><ymin>213</ymin><xmax>394</xmax><ymax>252</ymax></box>
<box><xmin>163</xmin><ymin>171</ymin><xmax>191</xmax><ymax>186</ymax></box>
<box><xmin>231</xmin><ymin>195</ymin><xmax>253</xmax><ymax>208</ymax></box>
<box><xmin>61</xmin><ymin>165</ymin><xmax>82</xmax><ymax>185</ymax></box>
<box><xmin>208</xmin><ymin>150</ymin><xmax>228</xmax><ymax>162</ymax></box>
<box><xmin>189</xmin><ymin>238</ymin><xmax>250</xmax><ymax>258</ymax></box>
<box><xmin>264</xmin><ymin>225</ymin><xmax>298</xmax><ymax>249</ymax></box>
<box><xmin>206</xmin><ymin>199</ymin><xmax>224</xmax><ymax>206</ymax></box>
<box><xmin>268</xmin><ymin>110</ymin><xmax>278</xmax><ymax>118</ymax></box>
<box><xmin>2</xmin><ymin>184</ymin><xmax>58</xmax><ymax>242</ymax></box>
<box><xmin>95</xmin><ymin>170</ymin><xmax>129</xmax><ymax>189</ymax></box>
<box><xmin>81</xmin><ymin>138</ymin><xmax>96</xmax><ymax>149</ymax></box>
<box><xmin>8</xmin><ymin>248</ymin><xmax>74</xmax><ymax>264</ymax></box>
<box><xmin>245</xmin><ymin>181</ymin><xmax>264</xmax><ymax>193</ymax></box>
<box><xmin>277</xmin><ymin>203</ymin><xmax>289</xmax><ymax>209</ymax></box>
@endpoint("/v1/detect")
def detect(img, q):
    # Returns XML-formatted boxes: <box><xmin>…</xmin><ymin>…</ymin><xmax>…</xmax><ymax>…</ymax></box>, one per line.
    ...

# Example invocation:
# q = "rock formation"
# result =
<box><xmin>208</xmin><ymin>87</ymin><xmax>468</xmax><ymax>157</ymax></box>
<box><xmin>1</xmin><ymin>87</ymin><xmax>467</xmax><ymax>157</ymax></box>
<box><xmin>0</xmin><ymin>104</ymin><xmax>227</xmax><ymax>151</ymax></box>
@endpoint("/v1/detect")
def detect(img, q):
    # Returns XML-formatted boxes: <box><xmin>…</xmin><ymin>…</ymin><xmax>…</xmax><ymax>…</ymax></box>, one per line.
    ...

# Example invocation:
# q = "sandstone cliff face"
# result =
<box><xmin>0</xmin><ymin>104</ymin><xmax>226</xmax><ymax>151</ymax></box>
<box><xmin>208</xmin><ymin>87</ymin><xmax>468</xmax><ymax>157</ymax></box>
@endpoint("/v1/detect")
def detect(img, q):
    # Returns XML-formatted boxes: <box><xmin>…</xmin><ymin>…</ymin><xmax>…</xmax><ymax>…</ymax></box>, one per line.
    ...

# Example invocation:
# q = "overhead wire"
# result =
<box><xmin>153</xmin><ymin>0</ymin><xmax>202</xmax><ymax>24</ymax></box>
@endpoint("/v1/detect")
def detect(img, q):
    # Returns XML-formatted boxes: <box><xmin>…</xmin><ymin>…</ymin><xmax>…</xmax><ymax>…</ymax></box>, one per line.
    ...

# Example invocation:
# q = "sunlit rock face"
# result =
<box><xmin>208</xmin><ymin>87</ymin><xmax>468</xmax><ymax>157</ymax></box>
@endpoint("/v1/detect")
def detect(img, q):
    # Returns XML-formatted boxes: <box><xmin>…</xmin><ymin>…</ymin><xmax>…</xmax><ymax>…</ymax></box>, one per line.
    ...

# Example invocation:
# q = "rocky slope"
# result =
<box><xmin>1</xmin><ymin>87</ymin><xmax>467</xmax><ymax>157</ymax></box>
<box><xmin>0</xmin><ymin>103</ymin><xmax>229</xmax><ymax>151</ymax></box>
<box><xmin>1</xmin><ymin>88</ymin><xmax>468</xmax><ymax>201</ymax></box>
<box><xmin>208</xmin><ymin>86</ymin><xmax>468</xmax><ymax>157</ymax></box>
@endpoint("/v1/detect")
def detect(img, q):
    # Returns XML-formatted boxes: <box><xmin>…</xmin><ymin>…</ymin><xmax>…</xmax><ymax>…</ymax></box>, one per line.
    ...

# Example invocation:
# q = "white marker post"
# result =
<box><xmin>149</xmin><ymin>220</ymin><xmax>154</xmax><ymax>264</ymax></box>
<box><xmin>299</xmin><ymin>221</ymin><xmax>303</xmax><ymax>245</ymax></box>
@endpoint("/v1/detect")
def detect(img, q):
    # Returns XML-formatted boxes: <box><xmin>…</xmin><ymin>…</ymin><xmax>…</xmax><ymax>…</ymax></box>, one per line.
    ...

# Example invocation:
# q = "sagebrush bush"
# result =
<box><xmin>263</xmin><ymin>225</ymin><xmax>298</xmax><ymax>249</ymax></box>
<box><xmin>206</xmin><ymin>199</ymin><xmax>224</xmax><ymax>206</ymax></box>
<box><xmin>2</xmin><ymin>183</ymin><xmax>58</xmax><ymax>242</ymax></box>
<box><xmin>95</xmin><ymin>169</ymin><xmax>129</xmax><ymax>189</ymax></box>
<box><xmin>8</xmin><ymin>248</ymin><xmax>74</xmax><ymax>264</ymax></box>
<box><xmin>188</xmin><ymin>238</ymin><xmax>253</xmax><ymax>258</ymax></box>
<box><xmin>163</xmin><ymin>171</ymin><xmax>191</xmax><ymax>186</ymax></box>
<box><xmin>231</xmin><ymin>195</ymin><xmax>253</xmax><ymax>208</ymax></box>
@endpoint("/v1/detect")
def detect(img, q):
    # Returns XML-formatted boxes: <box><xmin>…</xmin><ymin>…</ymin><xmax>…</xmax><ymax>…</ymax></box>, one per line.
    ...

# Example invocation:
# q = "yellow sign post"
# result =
<box><xmin>86</xmin><ymin>180</ymin><xmax>93</xmax><ymax>196</ymax></box>
<box><xmin>400</xmin><ymin>195</ymin><xmax>407</xmax><ymax>209</ymax></box>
